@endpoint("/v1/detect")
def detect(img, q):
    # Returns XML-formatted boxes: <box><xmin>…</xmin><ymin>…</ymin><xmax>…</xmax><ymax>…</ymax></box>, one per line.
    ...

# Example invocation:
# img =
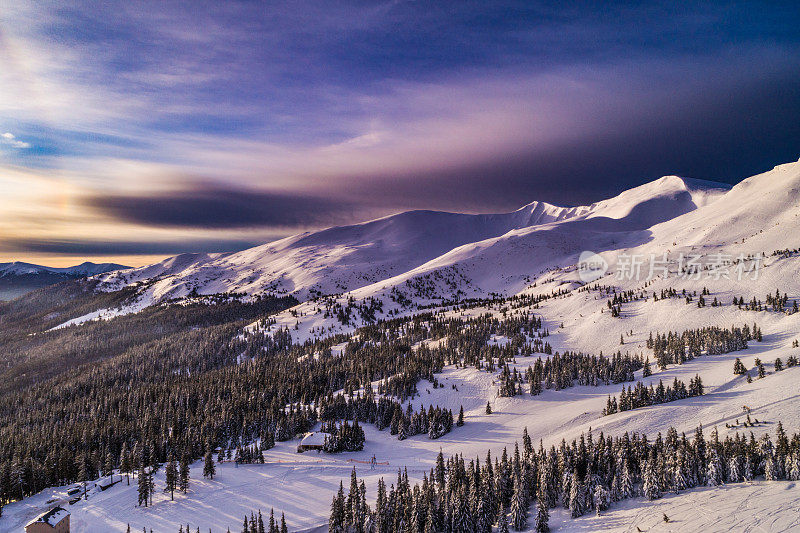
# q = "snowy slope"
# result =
<box><xmin>638</xmin><ymin>159</ymin><xmax>800</xmax><ymax>253</ymax></box>
<box><xmin>253</xmin><ymin>160</ymin><xmax>799</xmax><ymax>342</ymax></box>
<box><xmin>4</xmin><ymin>322</ymin><xmax>800</xmax><ymax>532</ymax></box>
<box><xmin>358</xmin><ymin>167</ymin><xmax>795</xmax><ymax>303</ymax></box>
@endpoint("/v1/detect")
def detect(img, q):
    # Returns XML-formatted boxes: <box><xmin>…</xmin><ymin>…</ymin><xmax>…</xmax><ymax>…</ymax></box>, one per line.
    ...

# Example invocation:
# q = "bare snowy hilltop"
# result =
<box><xmin>3</xmin><ymin>159</ymin><xmax>800</xmax><ymax>532</ymax></box>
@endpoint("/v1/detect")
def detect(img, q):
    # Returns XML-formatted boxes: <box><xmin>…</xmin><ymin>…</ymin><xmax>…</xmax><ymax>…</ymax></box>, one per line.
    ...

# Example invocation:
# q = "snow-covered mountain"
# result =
<box><xmin>93</xmin><ymin>173</ymin><xmax>731</xmax><ymax>307</ymax></box>
<box><xmin>0</xmin><ymin>261</ymin><xmax>129</xmax><ymax>277</ymax></box>
<box><xmin>0</xmin><ymin>261</ymin><xmax>130</xmax><ymax>300</ymax></box>
<box><xmin>62</xmin><ymin>158</ymin><xmax>800</xmax><ymax>333</ymax></box>
<box><xmin>356</xmin><ymin>161</ymin><xmax>800</xmax><ymax>302</ymax></box>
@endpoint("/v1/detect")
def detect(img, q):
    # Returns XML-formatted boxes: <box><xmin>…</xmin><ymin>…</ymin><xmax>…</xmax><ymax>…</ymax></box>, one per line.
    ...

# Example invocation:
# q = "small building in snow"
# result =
<box><xmin>297</xmin><ymin>431</ymin><xmax>329</xmax><ymax>452</ymax></box>
<box><xmin>95</xmin><ymin>475</ymin><xmax>118</xmax><ymax>491</ymax></box>
<box><xmin>25</xmin><ymin>507</ymin><xmax>70</xmax><ymax>533</ymax></box>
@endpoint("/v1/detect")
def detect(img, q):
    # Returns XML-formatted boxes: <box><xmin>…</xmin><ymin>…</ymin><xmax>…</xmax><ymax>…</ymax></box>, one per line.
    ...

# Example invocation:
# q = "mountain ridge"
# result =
<box><xmin>0</xmin><ymin>261</ymin><xmax>130</xmax><ymax>301</ymax></box>
<box><xmin>92</xmin><ymin>174</ymin><xmax>731</xmax><ymax>311</ymax></box>
<box><xmin>0</xmin><ymin>260</ymin><xmax>130</xmax><ymax>277</ymax></box>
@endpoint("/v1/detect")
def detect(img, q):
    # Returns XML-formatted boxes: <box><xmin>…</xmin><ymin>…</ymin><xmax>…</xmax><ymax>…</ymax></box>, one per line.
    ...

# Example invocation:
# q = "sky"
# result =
<box><xmin>0</xmin><ymin>1</ymin><xmax>799</xmax><ymax>267</ymax></box>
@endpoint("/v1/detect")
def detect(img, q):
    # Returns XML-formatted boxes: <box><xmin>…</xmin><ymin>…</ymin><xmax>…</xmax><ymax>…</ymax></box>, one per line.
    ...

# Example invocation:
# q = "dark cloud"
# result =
<box><xmin>4</xmin><ymin>237</ymin><xmax>265</xmax><ymax>256</ymax></box>
<box><xmin>86</xmin><ymin>185</ymin><xmax>358</xmax><ymax>229</ymax></box>
<box><xmin>336</xmin><ymin>60</ymin><xmax>800</xmax><ymax>211</ymax></box>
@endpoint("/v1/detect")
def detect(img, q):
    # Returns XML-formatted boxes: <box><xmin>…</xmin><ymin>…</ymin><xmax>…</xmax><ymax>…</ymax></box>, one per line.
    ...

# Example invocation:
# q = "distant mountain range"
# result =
<box><xmin>0</xmin><ymin>261</ymin><xmax>130</xmax><ymax>301</ymax></box>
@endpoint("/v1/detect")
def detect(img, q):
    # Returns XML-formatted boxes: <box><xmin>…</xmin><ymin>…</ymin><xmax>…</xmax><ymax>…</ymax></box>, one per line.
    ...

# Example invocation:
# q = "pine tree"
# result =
<box><xmin>486</xmin><ymin>401</ymin><xmax>493</xmax><ymax>415</ymax></box>
<box><xmin>77</xmin><ymin>453</ymin><xmax>90</xmax><ymax>482</ymax></box>
<box><xmin>475</xmin><ymin>488</ymin><xmax>493</xmax><ymax>533</ymax></box>
<box><xmin>673</xmin><ymin>448</ymin><xmax>688</xmax><ymax>492</ymax></box>
<box><xmin>593</xmin><ymin>485</ymin><xmax>609</xmax><ymax>515</ymax></box>
<box><xmin>457</xmin><ymin>405</ymin><xmax>464</xmax><ymax>427</ymax></box>
<box><xmin>345</xmin><ymin>467</ymin><xmax>359</xmax><ymax>529</ymax></box>
<box><xmin>534</xmin><ymin>487</ymin><xmax>549</xmax><ymax>533</ymax></box>
<box><xmin>764</xmin><ymin>453</ymin><xmax>778</xmax><ymax>481</ymax></box>
<box><xmin>165</xmin><ymin>455</ymin><xmax>178</xmax><ymax>500</ymax></box>
<box><xmin>397</xmin><ymin>418</ymin><xmax>408</xmax><ymax>441</ymax></box>
<box><xmin>743</xmin><ymin>452</ymin><xmax>754</xmax><ymax>481</ymax></box>
<box><xmin>179</xmin><ymin>454</ymin><xmax>190</xmax><ymax>494</ymax></box>
<box><xmin>498</xmin><ymin>503</ymin><xmax>510</xmax><ymax>533</ymax></box>
<box><xmin>120</xmin><ymin>443</ymin><xmax>131</xmax><ymax>486</ymax></box>
<box><xmin>787</xmin><ymin>451</ymin><xmax>800</xmax><ymax>481</ymax></box>
<box><xmin>620</xmin><ymin>459</ymin><xmax>634</xmax><ymax>500</ymax></box>
<box><xmin>329</xmin><ymin>482</ymin><xmax>346</xmax><ymax>533</ymax></box>
<box><xmin>424</xmin><ymin>512</ymin><xmax>435</xmax><ymax>533</ymax></box>
<box><xmin>642</xmin><ymin>452</ymin><xmax>661</xmax><ymax>500</ymax></box>
<box><xmin>509</xmin><ymin>476</ymin><xmax>528</xmax><ymax>530</ymax></box>
<box><xmin>642</xmin><ymin>357</ymin><xmax>652</xmax><ymax>377</ymax></box>
<box><xmin>706</xmin><ymin>449</ymin><xmax>723</xmax><ymax>486</ymax></box>
<box><xmin>203</xmin><ymin>448</ymin><xmax>215</xmax><ymax>480</ymax></box>
<box><xmin>727</xmin><ymin>455</ymin><xmax>742</xmax><ymax>483</ymax></box>
<box><xmin>104</xmin><ymin>450</ymin><xmax>115</xmax><ymax>482</ymax></box>
<box><xmin>435</xmin><ymin>451</ymin><xmax>446</xmax><ymax>489</ymax></box>
<box><xmin>137</xmin><ymin>466</ymin><xmax>150</xmax><ymax>507</ymax></box>
<box><xmin>147</xmin><ymin>465</ymin><xmax>155</xmax><ymax>505</ymax></box>
<box><xmin>452</xmin><ymin>489</ymin><xmax>472</xmax><ymax>532</ymax></box>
